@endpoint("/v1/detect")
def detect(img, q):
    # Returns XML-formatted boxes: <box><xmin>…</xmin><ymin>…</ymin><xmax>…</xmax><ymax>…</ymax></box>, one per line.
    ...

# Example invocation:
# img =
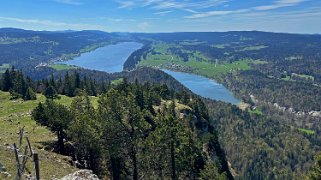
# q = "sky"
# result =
<box><xmin>0</xmin><ymin>0</ymin><xmax>320</xmax><ymax>33</ymax></box>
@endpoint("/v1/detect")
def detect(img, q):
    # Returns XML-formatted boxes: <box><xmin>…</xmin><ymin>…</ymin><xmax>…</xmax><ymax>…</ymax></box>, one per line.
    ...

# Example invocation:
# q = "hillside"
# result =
<box><xmin>0</xmin><ymin>91</ymin><xmax>87</xmax><ymax>179</ymax></box>
<box><xmin>124</xmin><ymin>31</ymin><xmax>321</xmax><ymax>178</ymax></box>
<box><xmin>1</xmin><ymin>28</ymin><xmax>321</xmax><ymax>179</ymax></box>
<box><xmin>0</xmin><ymin>69</ymin><xmax>232</xmax><ymax>179</ymax></box>
<box><xmin>0</xmin><ymin>28</ymin><xmax>124</xmax><ymax>73</ymax></box>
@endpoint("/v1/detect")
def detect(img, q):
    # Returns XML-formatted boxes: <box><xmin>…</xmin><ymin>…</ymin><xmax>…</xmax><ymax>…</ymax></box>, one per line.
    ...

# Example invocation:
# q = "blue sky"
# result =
<box><xmin>0</xmin><ymin>0</ymin><xmax>320</xmax><ymax>33</ymax></box>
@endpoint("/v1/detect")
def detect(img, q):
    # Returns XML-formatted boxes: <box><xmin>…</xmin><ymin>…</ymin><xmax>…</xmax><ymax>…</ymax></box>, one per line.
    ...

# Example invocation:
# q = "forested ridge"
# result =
<box><xmin>1</xmin><ymin>28</ymin><xmax>321</xmax><ymax>179</ymax></box>
<box><xmin>206</xmin><ymin>100</ymin><xmax>321</xmax><ymax>179</ymax></box>
<box><xmin>126</xmin><ymin>31</ymin><xmax>321</xmax><ymax>179</ymax></box>
<box><xmin>0</xmin><ymin>68</ymin><xmax>232</xmax><ymax>179</ymax></box>
<box><xmin>0</xmin><ymin>28</ymin><xmax>123</xmax><ymax>72</ymax></box>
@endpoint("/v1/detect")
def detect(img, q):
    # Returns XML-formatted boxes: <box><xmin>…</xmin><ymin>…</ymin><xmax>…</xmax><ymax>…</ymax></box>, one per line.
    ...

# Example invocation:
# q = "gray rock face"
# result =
<box><xmin>60</xmin><ymin>170</ymin><xmax>99</xmax><ymax>180</ymax></box>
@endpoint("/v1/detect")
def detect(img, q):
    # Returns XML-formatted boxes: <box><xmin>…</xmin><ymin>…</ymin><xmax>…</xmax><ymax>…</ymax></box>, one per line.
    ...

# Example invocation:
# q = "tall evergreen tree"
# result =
<box><xmin>44</xmin><ymin>85</ymin><xmax>59</xmax><ymax>101</ymax></box>
<box><xmin>68</xmin><ymin>94</ymin><xmax>102</xmax><ymax>173</ymax></box>
<box><xmin>1</xmin><ymin>69</ymin><xmax>13</xmax><ymax>91</ymax></box>
<box><xmin>25</xmin><ymin>87</ymin><xmax>37</xmax><ymax>100</ymax></box>
<box><xmin>32</xmin><ymin>101</ymin><xmax>73</xmax><ymax>154</ymax></box>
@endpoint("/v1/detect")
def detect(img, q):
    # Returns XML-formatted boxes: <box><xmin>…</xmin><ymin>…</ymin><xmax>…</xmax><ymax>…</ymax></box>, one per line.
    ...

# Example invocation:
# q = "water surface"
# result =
<box><xmin>162</xmin><ymin>69</ymin><xmax>240</xmax><ymax>105</ymax></box>
<box><xmin>60</xmin><ymin>42</ymin><xmax>239</xmax><ymax>104</ymax></box>
<box><xmin>62</xmin><ymin>42</ymin><xmax>143</xmax><ymax>73</ymax></box>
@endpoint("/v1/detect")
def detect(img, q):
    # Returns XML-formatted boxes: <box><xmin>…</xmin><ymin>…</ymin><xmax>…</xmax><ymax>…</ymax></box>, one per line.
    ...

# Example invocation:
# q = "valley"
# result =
<box><xmin>1</xmin><ymin>0</ymin><xmax>321</xmax><ymax>179</ymax></box>
<box><xmin>59</xmin><ymin>42</ymin><xmax>143</xmax><ymax>73</ymax></box>
<box><xmin>0</xmin><ymin>29</ymin><xmax>321</xmax><ymax>179</ymax></box>
<box><xmin>57</xmin><ymin>41</ymin><xmax>241</xmax><ymax>104</ymax></box>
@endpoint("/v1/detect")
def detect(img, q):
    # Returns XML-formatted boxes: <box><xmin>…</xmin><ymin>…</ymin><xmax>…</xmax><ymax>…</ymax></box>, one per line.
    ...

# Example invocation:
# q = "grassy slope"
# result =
<box><xmin>0</xmin><ymin>91</ymin><xmax>98</xmax><ymax>179</ymax></box>
<box><xmin>138</xmin><ymin>42</ymin><xmax>252</xmax><ymax>79</ymax></box>
<box><xmin>298</xmin><ymin>128</ymin><xmax>315</xmax><ymax>135</ymax></box>
<box><xmin>48</xmin><ymin>64</ymin><xmax>77</xmax><ymax>71</ymax></box>
<box><xmin>111</xmin><ymin>78</ymin><xmax>124</xmax><ymax>86</ymax></box>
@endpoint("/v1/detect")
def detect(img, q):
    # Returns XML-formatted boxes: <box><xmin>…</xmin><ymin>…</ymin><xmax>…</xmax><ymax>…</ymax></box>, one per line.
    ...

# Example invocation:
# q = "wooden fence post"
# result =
<box><xmin>33</xmin><ymin>152</ymin><xmax>40</xmax><ymax>180</ymax></box>
<box><xmin>13</xmin><ymin>143</ymin><xmax>21</xmax><ymax>179</ymax></box>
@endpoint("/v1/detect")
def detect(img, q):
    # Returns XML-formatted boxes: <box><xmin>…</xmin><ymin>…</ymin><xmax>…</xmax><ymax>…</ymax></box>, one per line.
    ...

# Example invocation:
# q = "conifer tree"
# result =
<box><xmin>1</xmin><ymin>69</ymin><xmax>13</xmax><ymax>91</ymax></box>
<box><xmin>32</xmin><ymin>101</ymin><xmax>73</xmax><ymax>154</ymax></box>
<box><xmin>25</xmin><ymin>87</ymin><xmax>37</xmax><ymax>100</ymax></box>
<box><xmin>44</xmin><ymin>85</ymin><xmax>59</xmax><ymax>101</ymax></box>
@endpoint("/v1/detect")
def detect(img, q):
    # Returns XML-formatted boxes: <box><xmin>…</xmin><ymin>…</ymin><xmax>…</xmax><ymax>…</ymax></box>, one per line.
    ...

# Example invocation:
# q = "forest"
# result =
<box><xmin>0</xmin><ymin>68</ymin><xmax>232</xmax><ymax>179</ymax></box>
<box><xmin>1</xmin><ymin>28</ymin><xmax>321</xmax><ymax>179</ymax></box>
<box><xmin>0</xmin><ymin>28</ymin><xmax>123</xmax><ymax>72</ymax></box>
<box><xmin>129</xmin><ymin>31</ymin><xmax>321</xmax><ymax>179</ymax></box>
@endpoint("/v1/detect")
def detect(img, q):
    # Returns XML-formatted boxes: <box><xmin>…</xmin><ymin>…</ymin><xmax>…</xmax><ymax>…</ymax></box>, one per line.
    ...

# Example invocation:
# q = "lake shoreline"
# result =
<box><xmin>161</xmin><ymin>69</ymin><xmax>241</xmax><ymax>105</ymax></box>
<box><xmin>56</xmin><ymin>42</ymin><xmax>241</xmax><ymax>105</ymax></box>
<box><xmin>57</xmin><ymin>42</ymin><xmax>143</xmax><ymax>73</ymax></box>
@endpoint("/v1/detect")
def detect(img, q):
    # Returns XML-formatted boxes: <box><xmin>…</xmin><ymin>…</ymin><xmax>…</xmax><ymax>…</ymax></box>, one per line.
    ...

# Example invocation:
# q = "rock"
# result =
<box><xmin>1</xmin><ymin>172</ymin><xmax>12</xmax><ymax>178</ymax></box>
<box><xmin>309</xmin><ymin>111</ymin><xmax>321</xmax><ymax>117</ymax></box>
<box><xmin>60</xmin><ymin>170</ymin><xmax>99</xmax><ymax>180</ymax></box>
<box><xmin>0</xmin><ymin>163</ymin><xmax>4</xmax><ymax>172</ymax></box>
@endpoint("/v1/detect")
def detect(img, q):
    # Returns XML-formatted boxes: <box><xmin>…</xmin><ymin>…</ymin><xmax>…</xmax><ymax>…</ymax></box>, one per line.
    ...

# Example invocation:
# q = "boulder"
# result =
<box><xmin>60</xmin><ymin>170</ymin><xmax>99</xmax><ymax>180</ymax></box>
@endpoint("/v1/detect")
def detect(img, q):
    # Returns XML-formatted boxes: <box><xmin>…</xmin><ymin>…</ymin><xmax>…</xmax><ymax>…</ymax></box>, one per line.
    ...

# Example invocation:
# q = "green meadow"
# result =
<box><xmin>0</xmin><ymin>91</ymin><xmax>98</xmax><ymax>179</ymax></box>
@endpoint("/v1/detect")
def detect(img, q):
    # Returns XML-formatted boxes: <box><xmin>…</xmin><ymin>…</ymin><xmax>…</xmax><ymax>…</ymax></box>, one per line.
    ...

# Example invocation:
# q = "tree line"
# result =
<box><xmin>0</xmin><ymin>67</ymin><xmax>109</xmax><ymax>100</ymax></box>
<box><xmin>32</xmin><ymin>81</ymin><xmax>232</xmax><ymax>179</ymax></box>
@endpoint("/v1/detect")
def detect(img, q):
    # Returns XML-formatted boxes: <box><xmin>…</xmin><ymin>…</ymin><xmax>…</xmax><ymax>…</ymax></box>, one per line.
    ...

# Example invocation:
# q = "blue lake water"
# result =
<box><xmin>61</xmin><ymin>42</ymin><xmax>143</xmax><ymax>73</ymax></box>
<box><xmin>162</xmin><ymin>69</ymin><xmax>240</xmax><ymax>105</ymax></box>
<box><xmin>60</xmin><ymin>42</ymin><xmax>239</xmax><ymax>104</ymax></box>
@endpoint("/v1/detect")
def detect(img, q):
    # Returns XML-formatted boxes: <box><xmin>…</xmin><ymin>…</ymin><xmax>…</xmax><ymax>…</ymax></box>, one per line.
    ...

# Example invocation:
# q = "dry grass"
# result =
<box><xmin>0</xmin><ymin>91</ymin><xmax>80</xmax><ymax>179</ymax></box>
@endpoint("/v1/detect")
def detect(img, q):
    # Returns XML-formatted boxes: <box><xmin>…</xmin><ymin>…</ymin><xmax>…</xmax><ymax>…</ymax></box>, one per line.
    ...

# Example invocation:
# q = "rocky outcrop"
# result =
<box><xmin>60</xmin><ymin>170</ymin><xmax>99</xmax><ymax>180</ymax></box>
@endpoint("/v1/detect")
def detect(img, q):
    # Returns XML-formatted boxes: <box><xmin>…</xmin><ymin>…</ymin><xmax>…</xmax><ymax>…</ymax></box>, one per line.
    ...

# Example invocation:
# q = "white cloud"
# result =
<box><xmin>153</xmin><ymin>11</ymin><xmax>173</xmax><ymax>15</ymax></box>
<box><xmin>116</xmin><ymin>0</ymin><xmax>228</xmax><ymax>13</ymax></box>
<box><xmin>0</xmin><ymin>17</ymin><xmax>102</xmax><ymax>30</ymax></box>
<box><xmin>54</xmin><ymin>0</ymin><xmax>82</xmax><ymax>5</ymax></box>
<box><xmin>185</xmin><ymin>9</ymin><xmax>250</xmax><ymax>19</ymax></box>
<box><xmin>244</xmin><ymin>7</ymin><xmax>321</xmax><ymax>19</ymax></box>
<box><xmin>254</xmin><ymin>0</ymin><xmax>308</xmax><ymax>11</ymax></box>
<box><xmin>184</xmin><ymin>0</ymin><xmax>309</xmax><ymax>19</ymax></box>
<box><xmin>118</xmin><ymin>1</ymin><xmax>136</xmax><ymax>8</ymax></box>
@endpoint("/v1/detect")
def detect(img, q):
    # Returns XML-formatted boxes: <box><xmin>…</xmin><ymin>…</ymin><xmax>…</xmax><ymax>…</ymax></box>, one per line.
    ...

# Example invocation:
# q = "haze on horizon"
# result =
<box><xmin>0</xmin><ymin>0</ymin><xmax>320</xmax><ymax>34</ymax></box>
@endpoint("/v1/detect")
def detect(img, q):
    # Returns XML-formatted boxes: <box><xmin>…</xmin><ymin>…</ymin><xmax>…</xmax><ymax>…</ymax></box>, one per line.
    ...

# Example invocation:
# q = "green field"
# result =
<box><xmin>239</xmin><ymin>45</ymin><xmax>268</xmax><ymax>51</ymax></box>
<box><xmin>280</xmin><ymin>73</ymin><xmax>315</xmax><ymax>82</ymax></box>
<box><xmin>297</xmin><ymin>128</ymin><xmax>315</xmax><ymax>135</ymax></box>
<box><xmin>111</xmin><ymin>78</ymin><xmax>124</xmax><ymax>86</ymax></box>
<box><xmin>79</xmin><ymin>42</ymin><xmax>110</xmax><ymax>53</ymax></box>
<box><xmin>139</xmin><ymin>42</ymin><xmax>252</xmax><ymax>79</ymax></box>
<box><xmin>48</xmin><ymin>64</ymin><xmax>78</xmax><ymax>71</ymax></box>
<box><xmin>0</xmin><ymin>91</ymin><xmax>98</xmax><ymax>179</ymax></box>
<box><xmin>140</xmin><ymin>56</ymin><xmax>251</xmax><ymax>79</ymax></box>
<box><xmin>212</xmin><ymin>44</ymin><xmax>230</xmax><ymax>49</ymax></box>
<box><xmin>291</xmin><ymin>73</ymin><xmax>314</xmax><ymax>81</ymax></box>
<box><xmin>251</xmin><ymin>60</ymin><xmax>268</xmax><ymax>65</ymax></box>
<box><xmin>248</xmin><ymin>108</ymin><xmax>263</xmax><ymax>116</ymax></box>
<box><xmin>179</xmin><ymin>40</ymin><xmax>206</xmax><ymax>46</ymax></box>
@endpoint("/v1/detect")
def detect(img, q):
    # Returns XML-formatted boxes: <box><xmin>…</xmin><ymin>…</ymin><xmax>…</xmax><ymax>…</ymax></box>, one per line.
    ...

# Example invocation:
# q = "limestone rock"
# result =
<box><xmin>60</xmin><ymin>170</ymin><xmax>99</xmax><ymax>180</ymax></box>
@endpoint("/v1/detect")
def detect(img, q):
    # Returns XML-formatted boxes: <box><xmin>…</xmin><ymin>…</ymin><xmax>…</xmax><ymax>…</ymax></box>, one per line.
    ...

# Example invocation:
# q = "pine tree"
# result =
<box><xmin>32</xmin><ymin>101</ymin><xmax>73</xmax><ymax>154</ymax></box>
<box><xmin>24</xmin><ymin>87</ymin><xmax>37</xmax><ymax>100</ymax></box>
<box><xmin>68</xmin><ymin>94</ymin><xmax>102</xmax><ymax>173</ymax></box>
<box><xmin>74</xmin><ymin>72</ymin><xmax>81</xmax><ymax>89</ymax></box>
<box><xmin>1</xmin><ymin>69</ymin><xmax>13</xmax><ymax>91</ymax></box>
<box><xmin>306</xmin><ymin>153</ymin><xmax>321</xmax><ymax>179</ymax></box>
<box><xmin>98</xmin><ymin>89</ymin><xmax>152</xmax><ymax>179</ymax></box>
<box><xmin>44</xmin><ymin>85</ymin><xmax>59</xmax><ymax>101</ymax></box>
<box><xmin>64</xmin><ymin>72</ymin><xmax>74</xmax><ymax>96</ymax></box>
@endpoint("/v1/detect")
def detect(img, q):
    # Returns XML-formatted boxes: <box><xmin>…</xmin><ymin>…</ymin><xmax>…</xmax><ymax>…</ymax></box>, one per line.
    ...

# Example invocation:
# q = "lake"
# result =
<box><xmin>61</xmin><ymin>42</ymin><xmax>143</xmax><ymax>73</ymax></box>
<box><xmin>162</xmin><ymin>69</ymin><xmax>240</xmax><ymax>105</ymax></box>
<box><xmin>61</xmin><ymin>42</ymin><xmax>240</xmax><ymax>104</ymax></box>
